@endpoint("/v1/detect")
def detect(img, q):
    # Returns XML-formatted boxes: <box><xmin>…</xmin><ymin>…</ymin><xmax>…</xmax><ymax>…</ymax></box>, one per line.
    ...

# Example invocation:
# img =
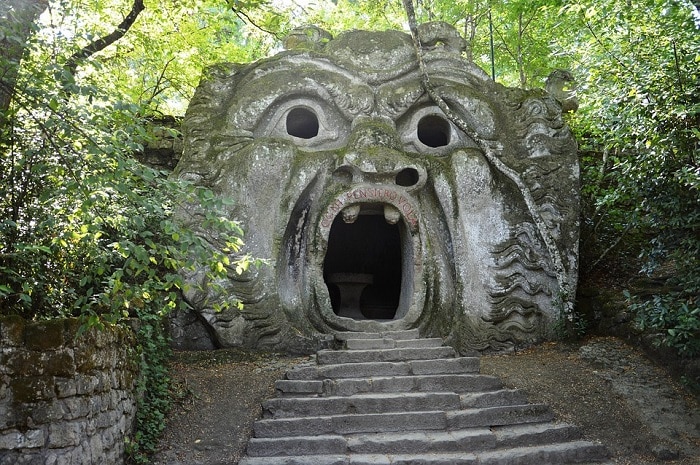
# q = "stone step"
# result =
<box><xmin>343</xmin><ymin>337</ymin><xmax>445</xmax><ymax>350</ymax></box>
<box><xmin>491</xmin><ymin>422</ymin><xmax>583</xmax><ymax>448</ymax></box>
<box><xmin>263</xmin><ymin>392</ymin><xmax>462</xmax><ymax>418</ymax></box>
<box><xmin>335</xmin><ymin>329</ymin><xmax>421</xmax><ymax>342</ymax></box>
<box><xmin>460</xmin><ymin>389</ymin><xmax>528</xmax><ymax>408</ymax></box>
<box><xmin>346</xmin><ymin>428</ymin><xmax>496</xmax><ymax>454</ymax></box>
<box><xmin>275</xmin><ymin>373</ymin><xmax>503</xmax><ymax>397</ymax></box>
<box><xmin>254</xmin><ymin>411</ymin><xmax>447</xmax><ymax>438</ymax></box>
<box><xmin>247</xmin><ymin>422</ymin><xmax>588</xmax><ymax>457</ymax></box>
<box><xmin>446</xmin><ymin>404</ymin><xmax>555</xmax><ymax>429</ymax></box>
<box><xmin>275</xmin><ymin>379</ymin><xmax>325</xmax><ymax>396</ymax></box>
<box><xmin>398</xmin><ymin>422</ymin><xmax>584</xmax><ymax>452</ymax></box>
<box><xmin>286</xmin><ymin>357</ymin><xmax>480</xmax><ymax>380</ymax></box>
<box><xmin>316</xmin><ymin>346</ymin><xmax>456</xmax><ymax>364</ymax></box>
<box><xmin>254</xmin><ymin>404</ymin><xmax>554</xmax><ymax>438</ymax></box>
<box><xmin>246</xmin><ymin>435</ymin><xmax>347</xmax><ymax>457</ymax></box>
<box><xmin>478</xmin><ymin>441</ymin><xmax>611</xmax><ymax>464</ymax></box>
<box><xmin>246</xmin><ymin>428</ymin><xmax>494</xmax><ymax>457</ymax></box>
<box><xmin>240</xmin><ymin>440</ymin><xmax>610</xmax><ymax>464</ymax></box>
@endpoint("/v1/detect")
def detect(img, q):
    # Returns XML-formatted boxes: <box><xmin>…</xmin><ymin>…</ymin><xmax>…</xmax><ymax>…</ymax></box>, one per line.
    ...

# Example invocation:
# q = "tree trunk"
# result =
<box><xmin>0</xmin><ymin>0</ymin><xmax>48</xmax><ymax>121</ymax></box>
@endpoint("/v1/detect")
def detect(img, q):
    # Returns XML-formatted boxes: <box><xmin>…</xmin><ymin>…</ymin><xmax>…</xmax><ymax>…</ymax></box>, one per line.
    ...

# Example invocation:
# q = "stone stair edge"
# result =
<box><xmin>247</xmin><ymin>421</ymin><xmax>589</xmax><ymax>456</ymax></box>
<box><xmin>275</xmin><ymin>373</ymin><xmax>504</xmax><ymax>397</ymax></box>
<box><xmin>333</xmin><ymin>329</ymin><xmax>422</xmax><ymax>341</ymax></box>
<box><xmin>253</xmin><ymin>404</ymin><xmax>557</xmax><ymax>438</ymax></box>
<box><xmin>241</xmin><ymin>439</ymin><xmax>610</xmax><ymax>464</ymax></box>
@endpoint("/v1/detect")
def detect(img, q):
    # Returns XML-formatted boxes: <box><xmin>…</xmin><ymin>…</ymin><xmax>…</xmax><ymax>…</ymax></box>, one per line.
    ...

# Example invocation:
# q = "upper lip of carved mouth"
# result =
<box><xmin>340</xmin><ymin>203</ymin><xmax>401</xmax><ymax>225</ymax></box>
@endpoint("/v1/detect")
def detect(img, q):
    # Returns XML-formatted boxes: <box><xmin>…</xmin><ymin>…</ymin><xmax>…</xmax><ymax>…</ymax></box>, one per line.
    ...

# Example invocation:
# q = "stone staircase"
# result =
<box><xmin>238</xmin><ymin>330</ymin><xmax>613</xmax><ymax>465</ymax></box>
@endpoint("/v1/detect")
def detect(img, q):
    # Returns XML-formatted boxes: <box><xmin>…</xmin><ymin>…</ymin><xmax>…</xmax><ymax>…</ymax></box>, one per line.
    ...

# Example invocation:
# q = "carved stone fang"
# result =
<box><xmin>384</xmin><ymin>204</ymin><xmax>400</xmax><ymax>224</ymax></box>
<box><xmin>342</xmin><ymin>205</ymin><xmax>361</xmax><ymax>223</ymax></box>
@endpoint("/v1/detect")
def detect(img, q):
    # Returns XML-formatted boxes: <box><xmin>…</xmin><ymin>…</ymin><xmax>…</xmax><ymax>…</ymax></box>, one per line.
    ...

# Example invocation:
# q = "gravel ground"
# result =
<box><xmin>152</xmin><ymin>336</ymin><xmax>700</xmax><ymax>465</ymax></box>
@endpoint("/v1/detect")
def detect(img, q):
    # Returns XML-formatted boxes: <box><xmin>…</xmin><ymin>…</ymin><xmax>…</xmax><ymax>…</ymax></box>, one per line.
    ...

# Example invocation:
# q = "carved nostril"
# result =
<box><xmin>395</xmin><ymin>167</ymin><xmax>420</xmax><ymax>187</ymax></box>
<box><xmin>333</xmin><ymin>165</ymin><xmax>354</xmax><ymax>185</ymax></box>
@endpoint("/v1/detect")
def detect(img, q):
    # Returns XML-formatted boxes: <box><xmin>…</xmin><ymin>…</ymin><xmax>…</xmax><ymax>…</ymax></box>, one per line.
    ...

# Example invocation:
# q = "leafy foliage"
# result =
<box><xmin>563</xmin><ymin>0</ymin><xmax>699</xmax><ymax>355</ymax></box>
<box><xmin>0</xmin><ymin>1</ymin><xmax>258</xmax><ymax>461</ymax></box>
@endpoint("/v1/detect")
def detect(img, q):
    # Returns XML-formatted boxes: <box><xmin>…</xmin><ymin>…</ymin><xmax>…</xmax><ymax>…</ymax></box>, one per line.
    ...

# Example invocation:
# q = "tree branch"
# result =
<box><xmin>232</xmin><ymin>8</ymin><xmax>283</xmax><ymax>40</ymax></box>
<box><xmin>585</xmin><ymin>222</ymin><xmax>632</xmax><ymax>274</ymax></box>
<box><xmin>401</xmin><ymin>0</ymin><xmax>575</xmax><ymax>317</ymax></box>
<box><xmin>64</xmin><ymin>0</ymin><xmax>145</xmax><ymax>77</ymax></box>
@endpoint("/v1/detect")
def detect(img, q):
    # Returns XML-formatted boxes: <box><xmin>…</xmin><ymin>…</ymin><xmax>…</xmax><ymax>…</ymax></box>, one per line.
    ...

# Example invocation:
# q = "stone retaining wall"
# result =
<box><xmin>0</xmin><ymin>316</ymin><xmax>139</xmax><ymax>465</ymax></box>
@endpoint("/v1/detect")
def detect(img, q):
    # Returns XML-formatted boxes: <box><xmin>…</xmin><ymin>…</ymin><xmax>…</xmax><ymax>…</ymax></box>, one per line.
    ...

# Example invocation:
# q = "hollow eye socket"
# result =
<box><xmin>286</xmin><ymin>107</ymin><xmax>319</xmax><ymax>139</ymax></box>
<box><xmin>417</xmin><ymin>114</ymin><xmax>450</xmax><ymax>148</ymax></box>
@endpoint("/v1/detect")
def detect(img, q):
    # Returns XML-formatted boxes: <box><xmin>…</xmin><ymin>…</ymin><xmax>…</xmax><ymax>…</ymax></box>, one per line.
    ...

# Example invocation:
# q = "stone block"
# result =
<box><xmin>95</xmin><ymin>371</ymin><xmax>111</xmax><ymax>393</ymax></box>
<box><xmin>4</xmin><ymin>348</ymin><xmax>75</xmax><ymax>377</ymax></box>
<box><xmin>44</xmin><ymin>349</ymin><xmax>76</xmax><ymax>377</ymax></box>
<box><xmin>0</xmin><ymin>400</ymin><xmax>17</xmax><ymax>429</ymax></box>
<box><xmin>48</xmin><ymin>420</ymin><xmax>84</xmax><ymax>448</ymax></box>
<box><xmin>100</xmin><ymin>427</ymin><xmax>115</xmax><ymax>449</ymax></box>
<box><xmin>62</xmin><ymin>396</ymin><xmax>91</xmax><ymax>420</ymax></box>
<box><xmin>55</xmin><ymin>378</ymin><xmax>78</xmax><ymax>398</ymax></box>
<box><xmin>76</xmin><ymin>375</ymin><xmax>100</xmax><ymax>395</ymax></box>
<box><xmin>73</xmin><ymin>346</ymin><xmax>97</xmax><ymax>372</ymax></box>
<box><xmin>46</xmin><ymin>451</ymin><xmax>73</xmax><ymax>465</ymax></box>
<box><xmin>10</xmin><ymin>375</ymin><xmax>55</xmax><ymax>403</ymax></box>
<box><xmin>0</xmin><ymin>429</ymin><xmax>45</xmax><ymax>449</ymax></box>
<box><xmin>0</xmin><ymin>315</ymin><xmax>25</xmax><ymax>347</ymax></box>
<box><xmin>94</xmin><ymin>409</ymin><xmax>118</xmax><ymax>429</ymax></box>
<box><xmin>0</xmin><ymin>451</ymin><xmax>20</xmax><ymax>465</ymax></box>
<box><xmin>25</xmin><ymin>320</ymin><xmax>65</xmax><ymax>350</ymax></box>
<box><xmin>6</xmin><ymin>350</ymin><xmax>44</xmax><ymax>376</ymax></box>
<box><xmin>28</xmin><ymin>400</ymin><xmax>66</xmax><ymax>424</ymax></box>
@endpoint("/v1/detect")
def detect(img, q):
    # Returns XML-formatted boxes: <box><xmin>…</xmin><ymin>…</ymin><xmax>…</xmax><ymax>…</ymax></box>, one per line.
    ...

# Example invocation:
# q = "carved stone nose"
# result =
<box><xmin>348</xmin><ymin>117</ymin><xmax>403</xmax><ymax>152</ymax></box>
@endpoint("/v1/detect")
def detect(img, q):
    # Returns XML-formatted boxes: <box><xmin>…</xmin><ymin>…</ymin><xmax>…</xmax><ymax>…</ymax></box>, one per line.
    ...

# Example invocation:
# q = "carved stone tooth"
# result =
<box><xmin>384</xmin><ymin>204</ymin><xmax>400</xmax><ymax>224</ymax></box>
<box><xmin>342</xmin><ymin>204</ymin><xmax>361</xmax><ymax>223</ymax></box>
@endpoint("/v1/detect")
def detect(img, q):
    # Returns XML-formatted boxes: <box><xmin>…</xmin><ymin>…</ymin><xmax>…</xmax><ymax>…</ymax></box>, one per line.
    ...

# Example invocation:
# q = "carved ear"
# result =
<box><xmin>417</xmin><ymin>21</ymin><xmax>467</xmax><ymax>54</ymax></box>
<box><xmin>545</xmin><ymin>69</ymin><xmax>579</xmax><ymax>113</ymax></box>
<box><xmin>283</xmin><ymin>25</ymin><xmax>333</xmax><ymax>51</ymax></box>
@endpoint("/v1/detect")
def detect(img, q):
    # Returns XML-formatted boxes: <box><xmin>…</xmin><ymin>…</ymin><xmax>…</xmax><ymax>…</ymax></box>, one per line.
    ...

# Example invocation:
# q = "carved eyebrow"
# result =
<box><xmin>228</xmin><ymin>66</ymin><xmax>374</xmax><ymax>130</ymax></box>
<box><xmin>376</xmin><ymin>77</ymin><xmax>426</xmax><ymax>120</ymax></box>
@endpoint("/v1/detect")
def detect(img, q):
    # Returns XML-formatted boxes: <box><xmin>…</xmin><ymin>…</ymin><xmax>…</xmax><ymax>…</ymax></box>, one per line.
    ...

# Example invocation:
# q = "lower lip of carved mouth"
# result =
<box><xmin>323</xmin><ymin>203</ymin><xmax>405</xmax><ymax>321</ymax></box>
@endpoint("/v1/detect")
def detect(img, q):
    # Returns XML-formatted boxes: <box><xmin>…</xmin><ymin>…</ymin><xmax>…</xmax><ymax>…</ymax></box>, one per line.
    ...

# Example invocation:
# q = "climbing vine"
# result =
<box><xmin>401</xmin><ymin>0</ymin><xmax>576</xmax><ymax>321</ymax></box>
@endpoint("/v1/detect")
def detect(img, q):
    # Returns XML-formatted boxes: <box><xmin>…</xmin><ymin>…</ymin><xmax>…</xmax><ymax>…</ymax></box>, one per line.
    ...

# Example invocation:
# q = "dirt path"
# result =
<box><xmin>152</xmin><ymin>337</ymin><xmax>700</xmax><ymax>465</ymax></box>
<box><xmin>481</xmin><ymin>337</ymin><xmax>700</xmax><ymax>465</ymax></box>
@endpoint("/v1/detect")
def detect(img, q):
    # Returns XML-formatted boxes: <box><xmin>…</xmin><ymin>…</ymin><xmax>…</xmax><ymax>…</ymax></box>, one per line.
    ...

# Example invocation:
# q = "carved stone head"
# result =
<box><xmin>173</xmin><ymin>22</ymin><xmax>579</xmax><ymax>353</ymax></box>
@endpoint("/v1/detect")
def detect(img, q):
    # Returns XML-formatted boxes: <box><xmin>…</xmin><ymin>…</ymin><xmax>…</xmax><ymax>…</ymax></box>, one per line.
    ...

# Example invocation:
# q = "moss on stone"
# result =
<box><xmin>25</xmin><ymin>320</ymin><xmax>65</xmax><ymax>351</ymax></box>
<box><xmin>11</xmin><ymin>375</ymin><xmax>55</xmax><ymax>404</ymax></box>
<box><xmin>0</xmin><ymin>315</ymin><xmax>25</xmax><ymax>347</ymax></box>
<box><xmin>44</xmin><ymin>350</ymin><xmax>76</xmax><ymax>377</ymax></box>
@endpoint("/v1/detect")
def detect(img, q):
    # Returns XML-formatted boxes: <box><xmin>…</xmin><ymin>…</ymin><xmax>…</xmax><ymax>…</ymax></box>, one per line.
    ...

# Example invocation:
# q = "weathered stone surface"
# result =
<box><xmin>0</xmin><ymin>316</ymin><xmax>138</xmax><ymax>465</ymax></box>
<box><xmin>173</xmin><ymin>22</ymin><xmax>580</xmax><ymax>353</ymax></box>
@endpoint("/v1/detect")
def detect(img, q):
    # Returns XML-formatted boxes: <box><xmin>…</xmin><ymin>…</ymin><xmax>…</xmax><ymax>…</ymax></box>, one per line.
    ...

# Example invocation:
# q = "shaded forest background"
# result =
<box><xmin>1</xmin><ymin>1</ymin><xmax>698</xmax><ymax>462</ymax></box>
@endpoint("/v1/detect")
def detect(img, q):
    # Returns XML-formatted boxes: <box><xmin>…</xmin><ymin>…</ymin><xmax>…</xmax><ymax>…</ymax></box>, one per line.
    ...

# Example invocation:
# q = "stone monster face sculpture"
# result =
<box><xmin>174</xmin><ymin>23</ymin><xmax>579</xmax><ymax>353</ymax></box>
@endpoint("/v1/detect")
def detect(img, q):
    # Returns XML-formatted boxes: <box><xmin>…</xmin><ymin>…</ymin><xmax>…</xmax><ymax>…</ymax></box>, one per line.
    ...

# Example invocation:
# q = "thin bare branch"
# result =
<box><xmin>64</xmin><ymin>0</ymin><xmax>145</xmax><ymax>77</ymax></box>
<box><xmin>401</xmin><ymin>0</ymin><xmax>575</xmax><ymax>316</ymax></box>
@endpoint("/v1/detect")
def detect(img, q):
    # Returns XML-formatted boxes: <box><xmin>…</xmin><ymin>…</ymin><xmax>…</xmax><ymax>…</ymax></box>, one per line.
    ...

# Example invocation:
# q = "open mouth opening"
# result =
<box><xmin>323</xmin><ymin>203</ymin><xmax>405</xmax><ymax>320</ymax></box>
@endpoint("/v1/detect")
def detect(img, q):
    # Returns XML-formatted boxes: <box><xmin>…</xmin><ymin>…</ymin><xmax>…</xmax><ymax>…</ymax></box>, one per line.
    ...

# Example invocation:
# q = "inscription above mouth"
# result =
<box><xmin>320</xmin><ymin>186</ymin><xmax>419</xmax><ymax>230</ymax></box>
